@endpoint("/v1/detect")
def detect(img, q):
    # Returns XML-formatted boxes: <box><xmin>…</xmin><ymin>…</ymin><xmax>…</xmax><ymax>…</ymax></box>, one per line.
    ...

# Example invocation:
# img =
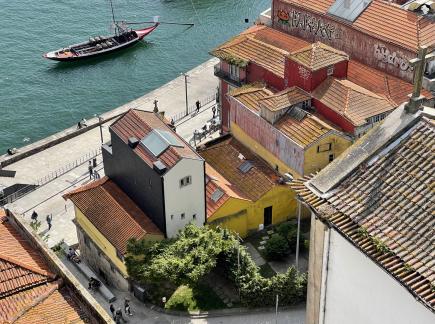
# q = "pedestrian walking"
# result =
<box><xmin>88</xmin><ymin>161</ymin><xmax>93</xmax><ymax>180</ymax></box>
<box><xmin>212</xmin><ymin>105</ymin><xmax>216</xmax><ymax>118</ymax></box>
<box><xmin>46</xmin><ymin>214</ymin><xmax>53</xmax><ymax>230</ymax></box>
<box><xmin>124</xmin><ymin>298</ymin><xmax>133</xmax><ymax>316</ymax></box>
<box><xmin>109</xmin><ymin>304</ymin><xmax>115</xmax><ymax>319</ymax></box>
<box><xmin>196</xmin><ymin>100</ymin><xmax>201</xmax><ymax>113</ymax></box>
<box><xmin>31</xmin><ymin>210</ymin><xmax>38</xmax><ymax>221</ymax></box>
<box><xmin>115</xmin><ymin>308</ymin><xmax>125</xmax><ymax>323</ymax></box>
<box><xmin>93</xmin><ymin>169</ymin><xmax>100</xmax><ymax>180</ymax></box>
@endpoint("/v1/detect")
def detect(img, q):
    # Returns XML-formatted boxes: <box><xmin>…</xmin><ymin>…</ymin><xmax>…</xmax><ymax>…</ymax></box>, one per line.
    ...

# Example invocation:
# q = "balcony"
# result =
<box><xmin>214</xmin><ymin>64</ymin><xmax>246</xmax><ymax>87</ymax></box>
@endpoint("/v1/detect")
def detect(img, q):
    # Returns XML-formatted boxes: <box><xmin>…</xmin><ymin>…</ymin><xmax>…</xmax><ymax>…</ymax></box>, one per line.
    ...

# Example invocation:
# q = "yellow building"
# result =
<box><xmin>228</xmin><ymin>84</ymin><xmax>353</xmax><ymax>178</ymax></box>
<box><xmin>64</xmin><ymin>177</ymin><xmax>163</xmax><ymax>291</ymax></box>
<box><xmin>199</xmin><ymin>136</ymin><xmax>297</xmax><ymax>238</ymax></box>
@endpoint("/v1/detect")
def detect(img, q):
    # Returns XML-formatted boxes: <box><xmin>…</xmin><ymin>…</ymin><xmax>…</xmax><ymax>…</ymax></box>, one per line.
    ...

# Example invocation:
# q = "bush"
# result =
<box><xmin>265</xmin><ymin>234</ymin><xmax>289</xmax><ymax>261</ymax></box>
<box><xmin>165</xmin><ymin>285</ymin><xmax>196</xmax><ymax>311</ymax></box>
<box><xmin>276</xmin><ymin>222</ymin><xmax>295</xmax><ymax>237</ymax></box>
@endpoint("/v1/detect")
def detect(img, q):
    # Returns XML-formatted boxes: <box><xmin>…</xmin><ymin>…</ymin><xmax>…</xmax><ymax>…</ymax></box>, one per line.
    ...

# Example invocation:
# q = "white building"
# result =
<box><xmin>102</xmin><ymin>109</ymin><xmax>206</xmax><ymax>238</ymax></box>
<box><xmin>293</xmin><ymin>105</ymin><xmax>435</xmax><ymax>324</ymax></box>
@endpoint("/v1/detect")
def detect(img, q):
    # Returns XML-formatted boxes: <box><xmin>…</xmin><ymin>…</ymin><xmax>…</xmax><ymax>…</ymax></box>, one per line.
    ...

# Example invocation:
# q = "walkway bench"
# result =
<box><xmin>62</xmin><ymin>242</ymin><xmax>116</xmax><ymax>302</ymax></box>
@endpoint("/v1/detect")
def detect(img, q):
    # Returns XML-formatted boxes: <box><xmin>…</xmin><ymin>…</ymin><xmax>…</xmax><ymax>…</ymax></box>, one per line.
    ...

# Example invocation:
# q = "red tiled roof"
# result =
<box><xmin>110</xmin><ymin>109</ymin><xmax>201</xmax><ymax>171</ymax></box>
<box><xmin>288</xmin><ymin>42</ymin><xmax>349</xmax><ymax>71</ymax></box>
<box><xmin>281</xmin><ymin>0</ymin><xmax>335</xmax><ymax>14</ymax></box>
<box><xmin>64</xmin><ymin>177</ymin><xmax>163</xmax><ymax>254</ymax></box>
<box><xmin>347</xmin><ymin>60</ymin><xmax>433</xmax><ymax>105</ymax></box>
<box><xmin>205</xmin><ymin>164</ymin><xmax>250</xmax><ymax>218</ymax></box>
<box><xmin>199</xmin><ymin>136</ymin><xmax>282</xmax><ymax>201</ymax></box>
<box><xmin>211</xmin><ymin>26</ymin><xmax>309</xmax><ymax>77</ymax></box>
<box><xmin>312</xmin><ymin>77</ymin><xmax>396</xmax><ymax>126</ymax></box>
<box><xmin>0</xmin><ymin>214</ymin><xmax>89</xmax><ymax>323</ymax></box>
<box><xmin>292</xmin><ymin>118</ymin><xmax>435</xmax><ymax>311</ymax></box>
<box><xmin>259</xmin><ymin>87</ymin><xmax>312</xmax><ymax>112</ymax></box>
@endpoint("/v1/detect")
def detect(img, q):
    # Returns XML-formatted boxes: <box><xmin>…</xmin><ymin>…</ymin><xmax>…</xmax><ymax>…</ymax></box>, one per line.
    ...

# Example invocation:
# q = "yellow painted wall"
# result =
<box><xmin>207</xmin><ymin>185</ymin><xmax>298</xmax><ymax>238</ymax></box>
<box><xmin>231</xmin><ymin>122</ymin><xmax>303</xmax><ymax>178</ymax></box>
<box><xmin>303</xmin><ymin>133</ymin><xmax>352</xmax><ymax>175</ymax></box>
<box><xmin>74</xmin><ymin>207</ymin><xmax>163</xmax><ymax>276</ymax></box>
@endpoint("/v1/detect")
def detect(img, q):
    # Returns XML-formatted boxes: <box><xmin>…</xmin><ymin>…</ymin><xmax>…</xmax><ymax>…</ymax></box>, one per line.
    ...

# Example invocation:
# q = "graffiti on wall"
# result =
<box><xmin>374</xmin><ymin>44</ymin><xmax>413</xmax><ymax>72</ymax></box>
<box><xmin>277</xmin><ymin>9</ymin><xmax>340</xmax><ymax>40</ymax></box>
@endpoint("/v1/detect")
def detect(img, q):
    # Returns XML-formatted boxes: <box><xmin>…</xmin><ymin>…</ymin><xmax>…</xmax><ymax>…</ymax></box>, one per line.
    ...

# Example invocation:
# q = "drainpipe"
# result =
<box><xmin>319</xmin><ymin>227</ymin><xmax>331</xmax><ymax>324</ymax></box>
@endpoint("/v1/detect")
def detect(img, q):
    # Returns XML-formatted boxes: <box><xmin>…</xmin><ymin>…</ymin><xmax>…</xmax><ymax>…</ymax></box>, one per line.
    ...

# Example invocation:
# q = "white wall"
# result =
<box><xmin>163</xmin><ymin>158</ymin><xmax>205</xmax><ymax>238</ymax></box>
<box><xmin>323</xmin><ymin>230</ymin><xmax>434</xmax><ymax>324</ymax></box>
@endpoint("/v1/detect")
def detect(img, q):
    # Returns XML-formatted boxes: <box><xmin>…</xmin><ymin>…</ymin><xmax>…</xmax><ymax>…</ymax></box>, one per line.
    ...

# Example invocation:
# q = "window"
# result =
<box><xmin>229</xmin><ymin>64</ymin><xmax>240</xmax><ymax>80</ymax></box>
<box><xmin>329</xmin><ymin>154</ymin><xmax>334</xmax><ymax>162</ymax></box>
<box><xmin>302</xmin><ymin>100</ymin><xmax>311</xmax><ymax>110</ymax></box>
<box><xmin>317</xmin><ymin>143</ymin><xmax>332</xmax><ymax>153</ymax></box>
<box><xmin>116</xmin><ymin>250</ymin><xmax>124</xmax><ymax>262</ymax></box>
<box><xmin>193</xmin><ymin>214</ymin><xmax>197</xmax><ymax>220</ymax></box>
<box><xmin>181</xmin><ymin>213</ymin><xmax>185</xmax><ymax>220</ymax></box>
<box><xmin>180</xmin><ymin>176</ymin><xmax>192</xmax><ymax>187</ymax></box>
<box><xmin>327</xmin><ymin>65</ymin><xmax>334</xmax><ymax>76</ymax></box>
<box><xmin>371</xmin><ymin>113</ymin><xmax>386</xmax><ymax>124</ymax></box>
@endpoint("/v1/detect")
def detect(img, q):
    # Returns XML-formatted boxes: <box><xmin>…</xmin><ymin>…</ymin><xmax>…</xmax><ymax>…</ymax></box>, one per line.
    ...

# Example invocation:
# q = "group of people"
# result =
<box><xmin>67</xmin><ymin>247</ymin><xmax>81</xmax><ymax>264</ymax></box>
<box><xmin>30</xmin><ymin>210</ymin><xmax>53</xmax><ymax>230</ymax></box>
<box><xmin>109</xmin><ymin>298</ymin><xmax>133</xmax><ymax>323</ymax></box>
<box><xmin>88</xmin><ymin>277</ymin><xmax>101</xmax><ymax>291</ymax></box>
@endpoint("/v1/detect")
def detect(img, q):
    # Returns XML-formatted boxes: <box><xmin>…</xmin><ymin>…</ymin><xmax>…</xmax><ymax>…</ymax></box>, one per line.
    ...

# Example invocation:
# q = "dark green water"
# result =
<box><xmin>0</xmin><ymin>0</ymin><xmax>268</xmax><ymax>153</ymax></box>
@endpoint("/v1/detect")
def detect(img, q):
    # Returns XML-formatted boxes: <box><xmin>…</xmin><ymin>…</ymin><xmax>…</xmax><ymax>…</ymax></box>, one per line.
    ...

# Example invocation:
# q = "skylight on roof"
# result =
<box><xmin>141</xmin><ymin>129</ymin><xmax>184</xmax><ymax>157</ymax></box>
<box><xmin>327</xmin><ymin>0</ymin><xmax>372</xmax><ymax>22</ymax></box>
<box><xmin>238</xmin><ymin>161</ymin><xmax>253</xmax><ymax>173</ymax></box>
<box><xmin>211</xmin><ymin>188</ymin><xmax>224</xmax><ymax>203</ymax></box>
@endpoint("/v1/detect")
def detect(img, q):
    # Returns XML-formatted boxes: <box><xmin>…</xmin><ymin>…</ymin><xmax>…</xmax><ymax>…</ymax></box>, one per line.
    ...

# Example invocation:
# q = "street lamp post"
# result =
<box><xmin>98</xmin><ymin>116</ymin><xmax>104</xmax><ymax>145</ymax></box>
<box><xmin>181</xmin><ymin>73</ymin><xmax>189</xmax><ymax>116</ymax></box>
<box><xmin>295</xmin><ymin>200</ymin><xmax>301</xmax><ymax>271</ymax></box>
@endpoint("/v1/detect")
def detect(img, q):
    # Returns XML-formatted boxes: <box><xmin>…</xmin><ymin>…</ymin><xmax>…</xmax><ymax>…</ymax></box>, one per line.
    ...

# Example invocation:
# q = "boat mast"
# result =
<box><xmin>109</xmin><ymin>0</ymin><xmax>118</xmax><ymax>34</ymax></box>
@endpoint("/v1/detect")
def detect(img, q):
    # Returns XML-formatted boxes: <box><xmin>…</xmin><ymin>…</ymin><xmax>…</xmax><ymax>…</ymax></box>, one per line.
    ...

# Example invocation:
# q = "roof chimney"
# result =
<box><xmin>128</xmin><ymin>137</ymin><xmax>139</xmax><ymax>148</ymax></box>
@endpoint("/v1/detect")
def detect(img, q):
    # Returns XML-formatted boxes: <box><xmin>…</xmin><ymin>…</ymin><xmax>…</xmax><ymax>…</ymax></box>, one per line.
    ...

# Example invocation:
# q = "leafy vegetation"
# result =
<box><xmin>126</xmin><ymin>224</ymin><xmax>307</xmax><ymax>308</ymax></box>
<box><xmin>165</xmin><ymin>284</ymin><xmax>226</xmax><ymax>311</ymax></box>
<box><xmin>265</xmin><ymin>234</ymin><xmax>289</xmax><ymax>260</ymax></box>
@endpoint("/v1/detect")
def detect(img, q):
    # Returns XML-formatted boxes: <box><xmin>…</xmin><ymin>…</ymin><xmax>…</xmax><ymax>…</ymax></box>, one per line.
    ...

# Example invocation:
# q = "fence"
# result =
<box><xmin>0</xmin><ymin>148</ymin><xmax>101</xmax><ymax>206</ymax></box>
<box><xmin>170</xmin><ymin>93</ymin><xmax>216</xmax><ymax>124</ymax></box>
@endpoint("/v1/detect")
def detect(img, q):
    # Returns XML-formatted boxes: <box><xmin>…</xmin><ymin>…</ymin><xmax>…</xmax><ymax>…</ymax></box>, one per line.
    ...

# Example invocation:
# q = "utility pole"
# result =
<box><xmin>95</xmin><ymin>115</ymin><xmax>104</xmax><ymax>145</ymax></box>
<box><xmin>295</xmin><ymin>200</ymin><xmax>301</xmax><ymax>271</ymax></box>
<box><xmin>275</xmin><ymin>294</ymin><xmax>279</xmax><ymax>324</ymax></box>
<box><xmin>181</xmin><ymin>73</ymin><xmax>189</xmax><ymax>116</ymax></box>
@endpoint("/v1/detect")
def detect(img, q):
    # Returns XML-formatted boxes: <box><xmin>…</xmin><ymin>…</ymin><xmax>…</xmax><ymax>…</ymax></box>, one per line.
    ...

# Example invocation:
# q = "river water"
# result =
<box><xmin>0</xmin><ymin>0</ymin><xmax>269</xmax><ymax>153</ymax></box>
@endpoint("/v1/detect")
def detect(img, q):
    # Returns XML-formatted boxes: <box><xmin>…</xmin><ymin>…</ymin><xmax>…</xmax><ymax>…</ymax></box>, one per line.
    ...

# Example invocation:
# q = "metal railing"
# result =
<box><xmin>0</xmin><ymin>148</ymin><xmax>101</xmax><ymax>206</ymax></box>
<box><xmin>213</xmin><ymin>63</ymin><xmax>246</xmax><ymax>87</ymax></box>
<box><xmin>169</xmin><ymin>93</ymin><xmax>217</xmax><ymax>124</ymax></box>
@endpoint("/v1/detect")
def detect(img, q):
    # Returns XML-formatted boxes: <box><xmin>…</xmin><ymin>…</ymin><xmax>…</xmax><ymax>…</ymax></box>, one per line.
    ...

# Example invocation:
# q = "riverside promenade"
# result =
<box><xmin>0</xmin><ymin>58</ymin><xmax>219</xmax><ymax>247</ymax></box>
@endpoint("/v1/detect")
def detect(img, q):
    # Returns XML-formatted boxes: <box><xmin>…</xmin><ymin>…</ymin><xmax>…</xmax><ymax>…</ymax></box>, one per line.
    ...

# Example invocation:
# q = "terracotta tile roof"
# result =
<box><xmin>259</xmin><ymin>87</ymin><xmax>311</xmax><ymax>112</ymax></box>
<box><xmin>230</xmin><ymin>83</ymin><xmax>274</xmax><ymax>112</ymax></box>
<box><xmin>211</xmin><ymin>26</ymin><xmax>309</xmax><ymax>78</ymax></box>
<box><xmin>312</xmin><ymin>77</ymin><xmax>396</xmax><ymax>126</ymax></box>
<box><xmin>111</xmin><ymin>109</ymin><xmax>201</xmax><ymax>171</ymax></box>
<box><xmin>275</xmin><ymin>113</ymin><xmax>337</xmax><ymax>147</ymax></box>
<box><xmin>199</xmin><ymin>136</ymin><xmax>281</xmax><ymax>201</ymax></box>
<box><xmin>347</xmin><ymin>60</ymin><xmax>433</xmax><ymax>105</ymax></box>
<box><xmin>289</xmin><ymin>42</ymin><xmax>349</xmax><ymax>71</ymax></box>
<box><xmin>230</xmin><ymin>84</ymin><xmax>342</xmax><ymax>147</ymax></box>
<box><xmin>281</xmin><ymin>0</ymin><xmax>335</xmax><ymax>14</ymax></box>
<box><xmin>64</xmin><ymin>177</ymin><xmax>163</xmax><ymax>254</ymax></box>
<box><xmin>353</xmin><ymin>0</ymin><xmax>434</xmax><ymax>50</ymax></box>
<box><xmin>284</xmin><ymin>0</ymin><xmax>434</xmax><ymax>51</ymax></box>
<box><xmin>0</xmin><ymin>215</ymin><xmax>88</xmax><ymax>323</ymax></box>
<box><xmin>292</xmin><ymin>117</ymin><xmax>435</xmax><ymax>311</ymax></box>
<box><xmin>205</xmin><ymin>164</ymin><xmax>250</xmax><ymax>218</ymax></box>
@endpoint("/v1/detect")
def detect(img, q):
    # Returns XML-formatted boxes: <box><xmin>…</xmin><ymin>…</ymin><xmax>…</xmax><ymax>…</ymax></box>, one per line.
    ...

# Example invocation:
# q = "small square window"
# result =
<box><xmin>329</xmin><ymin>154</ymin><xmax>334</xmax><ymax>162</ymax></box>
<box><xmin>180</xmin><ymin>176</ymin><xmax>192</xmax><ymax>187</ymax></box>
<box><xmin>193</xmin><ymin>214</ymin><xmax>196</xmax><ymax>220</ymax></box>
<box><xmin>181</xmin><ymin>213</ymin><xmax>185</xmax><ymax>220</ymax></box>
<box><xmin>327</xmin><ymin>65</ymin><xmax>334</xmax><ymax>76</ymax></box>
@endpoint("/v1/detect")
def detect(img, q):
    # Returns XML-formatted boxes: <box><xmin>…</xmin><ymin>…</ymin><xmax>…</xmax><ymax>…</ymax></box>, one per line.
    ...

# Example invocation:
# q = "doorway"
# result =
<box><xmin>264</xmin><ymin>206</ymin><xmax>272</xmax><ymax>226</ymax></box>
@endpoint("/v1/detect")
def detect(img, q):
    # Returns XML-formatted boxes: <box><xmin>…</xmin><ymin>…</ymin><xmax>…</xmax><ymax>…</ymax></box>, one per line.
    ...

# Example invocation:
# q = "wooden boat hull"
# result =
<box><xmin>44</xmin><ymin>24</ymin><xmax>158</xmax><ymax>62</ymax></box>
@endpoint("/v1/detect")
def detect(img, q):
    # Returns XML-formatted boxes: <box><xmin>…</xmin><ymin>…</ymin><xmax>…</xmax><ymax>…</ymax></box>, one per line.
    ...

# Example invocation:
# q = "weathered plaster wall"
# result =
<box><xmin>272</xmin><ymin>0</ymin><xmax>415</xmax><ymax>82</ymax></box>
<box><xmin>323</xmin><ymin>230</ymin><xmax>435</xmax><ymax>324</ymax></box>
